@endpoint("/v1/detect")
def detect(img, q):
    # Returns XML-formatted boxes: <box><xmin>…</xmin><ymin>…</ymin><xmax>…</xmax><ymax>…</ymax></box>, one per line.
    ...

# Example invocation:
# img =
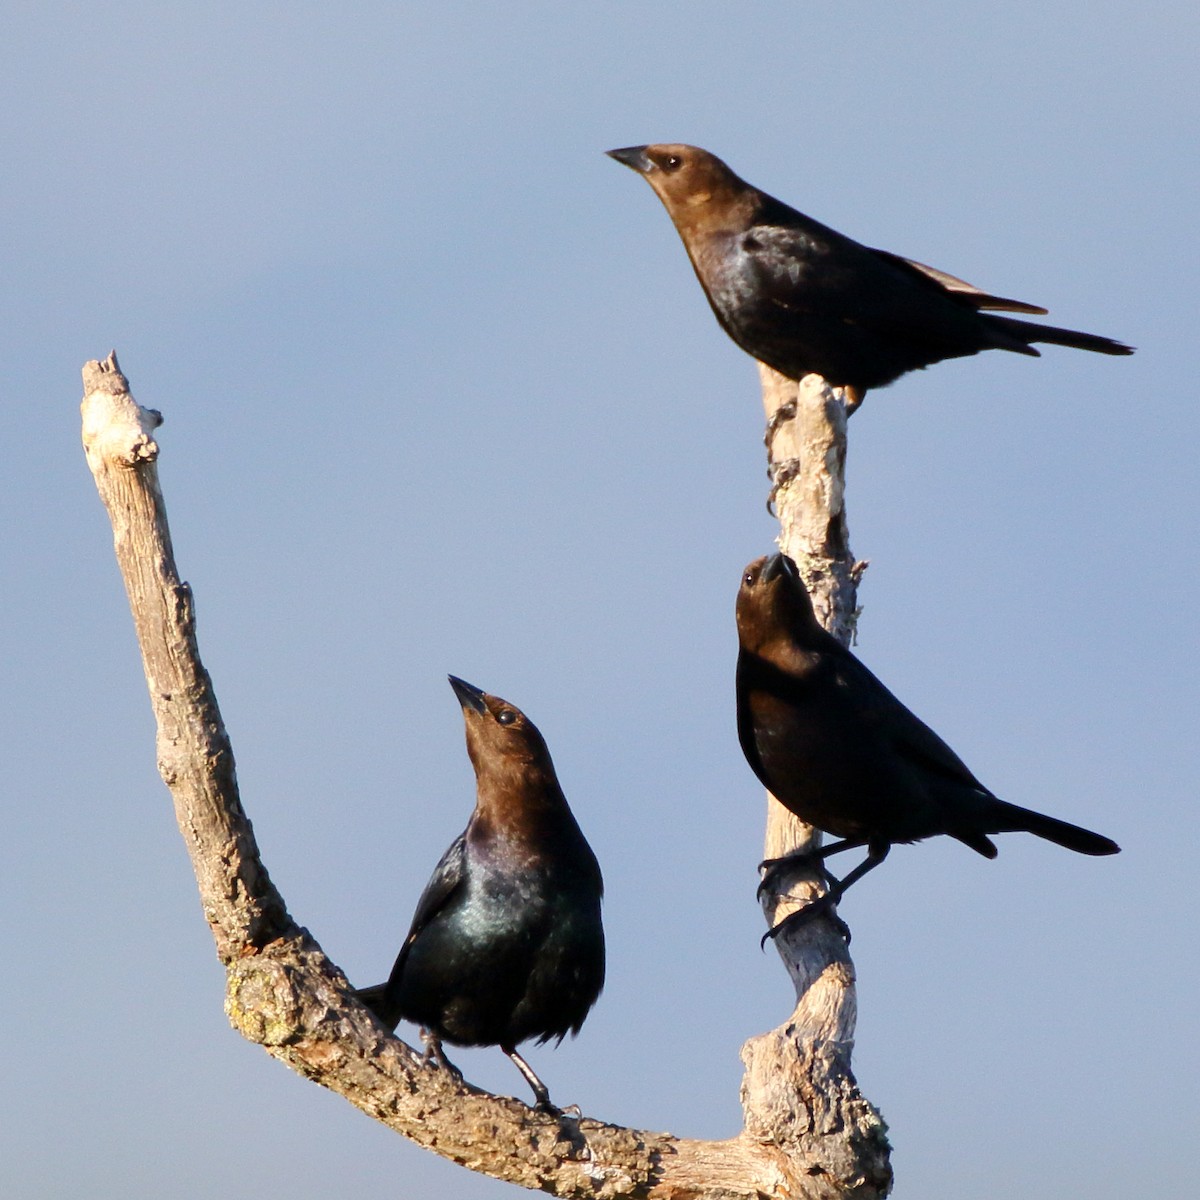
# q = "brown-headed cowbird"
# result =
<box><xmin>609</xmin><ymin>144</ymin><xmax>1133</xmax><ymax>408</ymax></box>
<box><xmin>356</xmin><ymin>676</ymin><xmax>604</xmax><ymax>1109</ymax></box>
<box><xmin>736</xmin><ymin>554</ymin><xmax>1119</xmax><ymax>932</ymax></box>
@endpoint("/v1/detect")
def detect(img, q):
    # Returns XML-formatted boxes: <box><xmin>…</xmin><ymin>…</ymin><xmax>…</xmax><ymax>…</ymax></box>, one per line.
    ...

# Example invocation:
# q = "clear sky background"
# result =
<box><xmin>3</xmin><ymin>4</ymin><xmax>1196</xmax><ymax>1198</ymax></box>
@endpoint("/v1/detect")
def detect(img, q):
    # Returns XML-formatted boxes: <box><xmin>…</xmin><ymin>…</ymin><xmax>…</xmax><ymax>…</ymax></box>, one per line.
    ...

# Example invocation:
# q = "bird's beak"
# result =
<box><xmin>760</xmin><ymin>553</ymin><xmax>795</xmax><ymax>584</ymax></box>
<box><xmin>606</xmin><ymin>145</ymin><xmax>652</xmax><ymax>173</ymax></box>
<box><xmin>448</xmin><ymin>675</ymin><xmax>488</xmax><ymax>715</ymax></box>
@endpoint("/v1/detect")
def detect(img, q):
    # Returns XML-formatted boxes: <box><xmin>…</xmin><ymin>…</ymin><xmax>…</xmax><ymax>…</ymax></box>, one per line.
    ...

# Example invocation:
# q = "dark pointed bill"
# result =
<box><xmin>760</xmin><ymin>553</ymin><xmax>797</xmax><ymax>584</ymax></box>
<box><xmin>606</xmin><ymin>145</ymin><xmax>651</xmax><ymax>172</ymax></box>
<box><xmin>448</xmin><ymin>674</ymin><xmax>488</xmax><ymax>715</ymax></box>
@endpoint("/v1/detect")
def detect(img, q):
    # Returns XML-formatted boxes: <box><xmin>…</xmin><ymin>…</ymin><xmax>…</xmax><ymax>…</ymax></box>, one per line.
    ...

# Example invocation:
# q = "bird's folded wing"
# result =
<box><xmin>392</xmin><ymin>833</ymin><xmax>469</xmax><ymax>969</ymax></box>
<box><xmin>876</xmin><ymin>249</ymin><xmax>1049</xmax><ymax>314</ymax></box>
<box><xmin>832</xmin><ymin>652</ymin><xmax>990</xmax><ymax>793</ymax></box>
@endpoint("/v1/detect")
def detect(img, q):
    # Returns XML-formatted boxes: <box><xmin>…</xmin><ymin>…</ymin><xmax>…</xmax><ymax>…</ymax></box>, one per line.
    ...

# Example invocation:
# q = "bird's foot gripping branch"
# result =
<box><xmin>81</xmin><ymin>351</ymin><xmax>892</xmax><ymax>1200</ymax></box>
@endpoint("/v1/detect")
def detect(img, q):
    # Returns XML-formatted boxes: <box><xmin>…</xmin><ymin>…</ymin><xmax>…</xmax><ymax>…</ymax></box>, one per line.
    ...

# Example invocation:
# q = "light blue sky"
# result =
<box><xmin>3</xmin><ymin>4</ymin><xmax>1196</xmax><ymax>1197</ymax></box>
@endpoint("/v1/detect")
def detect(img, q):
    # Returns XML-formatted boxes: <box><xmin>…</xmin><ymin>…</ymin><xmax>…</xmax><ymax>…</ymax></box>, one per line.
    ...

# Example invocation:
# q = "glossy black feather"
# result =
<box><xmin>736</xmin><ymin>554</ymin><xmax>1120</xmax><ymax>867</ymax></box>
<box><xmin>356</xmin><ymin>678</ymin><xmax>604</xmax><ymax>1105</ymax></box>
<box><xmin>610</xmin><ymin>144</ymin><xmax>1133</xmax><ymax>398</ymax></box>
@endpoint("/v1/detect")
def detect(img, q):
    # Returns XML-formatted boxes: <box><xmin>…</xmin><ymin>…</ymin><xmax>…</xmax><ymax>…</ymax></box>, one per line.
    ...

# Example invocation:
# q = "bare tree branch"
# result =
<box><xmin>81</xmin><ymin>351</ymin><xmax>890</xmax><ymax>1199</ymax></box>
<box><xmin>754</xmin><ymin>365</ymin><xmax>868</xmax><ymax>969</ymax></box>
<box><xmin>738</xmin><ymin>367</ymin><xmax>884</xmax><ymax>1179</ymax></box>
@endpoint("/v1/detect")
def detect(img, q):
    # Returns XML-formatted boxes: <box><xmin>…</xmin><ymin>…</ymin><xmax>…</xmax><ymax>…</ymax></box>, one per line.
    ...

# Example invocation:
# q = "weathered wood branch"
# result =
<box><xmin>738</xmin><ymin>366</ymin><xmax>884</xmax><ymax>1180</ymax></box>
<box><xmin>81</xmin><ymin>351</ymin><xmax>889</xmax><ymax>1199</ymax></box>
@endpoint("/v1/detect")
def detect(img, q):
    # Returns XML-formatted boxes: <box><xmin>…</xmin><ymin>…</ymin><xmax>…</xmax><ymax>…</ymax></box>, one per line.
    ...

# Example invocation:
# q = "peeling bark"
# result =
<box><xmin>81</xmin><ymin>352</ymin><xmax>890</xmax><ymax>1199</ymax></box>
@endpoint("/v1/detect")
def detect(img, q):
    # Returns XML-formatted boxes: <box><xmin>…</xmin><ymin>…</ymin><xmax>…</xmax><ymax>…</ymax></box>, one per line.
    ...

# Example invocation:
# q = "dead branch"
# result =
<box><xmin>738</xmin><ymin>367</ymin><xmax>885</xmax><ymax>1181</ymax></box>
<box><xmin>81</xmin><ymin>351</ymin><xmax>890</xmax><ymax>1199</ymax></box>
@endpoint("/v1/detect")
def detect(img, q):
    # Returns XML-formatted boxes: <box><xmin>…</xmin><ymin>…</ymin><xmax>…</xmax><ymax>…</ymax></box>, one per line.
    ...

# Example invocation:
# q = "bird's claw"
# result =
<box><xmin>761</xmin><ymin>894</ymin><xmax>852</xmax><ymax>948</ymax></box>
<box><xmin>420</xmin><ymin>1030</ymin><xmax>464</xmax><ymax>1081</ymax></box>
<box><xmin>757</xmin><ymin>850</ymin><xmax>825</xmax><ymax>899</ymax></box>
<box><xmin>766</xmin><ymin>458</ymin><xmax>802</xmax><ymax>515</ymax></box>
<box><xmin>763</xmin><ymin>399</ymin><xmax>798</xmax><ymax>447</ymax></box>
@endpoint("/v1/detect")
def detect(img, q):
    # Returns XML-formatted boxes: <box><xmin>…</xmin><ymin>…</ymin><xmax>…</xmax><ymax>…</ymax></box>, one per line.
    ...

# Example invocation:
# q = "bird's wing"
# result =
<box><xmin>829</xmin><ymin>649</ymin><xmax>990</xmax><ymax>793</ymax></box>
<box><xmin>743</xmin><ymin>220</ymin><xmax>1048</xmax><ymax>320</ymax></box>
<box><xmin>388</xmin><ymin>833</ymin><xmax>468</xmax><ymax>980</ymax></box>
<box><xmin>871</xmin><ymin>249</ymin><xmax>1049</xmax><ymax>314</ymax></box>
<box><xmin>740</xmin><ymin>221</ymin><xmax>959</xmax><ymax>324</ymax></box>
<box><xmin>740</xmin><ymin>220</ymin><xmax>865</xmax><ymax>307</ymax></box>
<box><xmin>406</xmin><ymin>834</ymin><xmax>467</xmax><ymax>939</ymax></box>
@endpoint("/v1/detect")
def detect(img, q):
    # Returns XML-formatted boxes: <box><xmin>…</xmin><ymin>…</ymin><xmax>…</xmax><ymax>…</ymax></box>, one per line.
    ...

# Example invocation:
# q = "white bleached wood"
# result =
<box><xmin>736</xmin><ymin>366</ymin><xmax>884</xmax><ymax>1182</ymax></box>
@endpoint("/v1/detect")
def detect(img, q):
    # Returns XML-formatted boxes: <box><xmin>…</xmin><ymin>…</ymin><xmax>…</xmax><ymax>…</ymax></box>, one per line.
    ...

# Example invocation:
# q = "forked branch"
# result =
<box><xmin>81</xmin><ymin>352</ymin><xmax>889</xmax><ymax>1199</ymax></box>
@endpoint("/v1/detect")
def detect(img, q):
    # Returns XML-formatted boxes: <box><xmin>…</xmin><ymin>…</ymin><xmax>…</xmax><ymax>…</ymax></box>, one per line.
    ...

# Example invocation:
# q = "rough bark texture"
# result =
<box><xmin>81</xmin><ymin>351</ymin><xmax>890</xmax><ymax>1199</ymax></box>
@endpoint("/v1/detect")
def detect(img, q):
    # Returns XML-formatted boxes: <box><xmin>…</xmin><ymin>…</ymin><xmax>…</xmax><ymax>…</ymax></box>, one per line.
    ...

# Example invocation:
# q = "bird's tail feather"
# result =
<box><xmin>992</xmin><ymin>315</ymin><xmax>1134</xmax><ymax>356</ymax></box>
<box><xmin>984</xmin><ymin>798</ymin><xmax>1120</xmax><ymax>856</ymax></box>
<box><xmin>352</xmin><ymin>982</ymin><xmax>403</xmax><ymax>1030</ymax></box>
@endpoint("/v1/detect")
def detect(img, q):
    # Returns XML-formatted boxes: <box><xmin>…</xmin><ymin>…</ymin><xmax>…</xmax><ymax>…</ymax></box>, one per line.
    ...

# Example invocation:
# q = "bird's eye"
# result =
<box><xmin>664</xmin><ymin>154</ymin><xmax>682</xmax><ymax>171</ymax></box>
<box><xmin>743</xmin><ymin>571</ymin><xmax>756</xmax><ymax>587</ymax></box>
<box><xmin>497</xmin><ymin>709</ymin><xmax>517</xmax><ymax>726</ymax></box>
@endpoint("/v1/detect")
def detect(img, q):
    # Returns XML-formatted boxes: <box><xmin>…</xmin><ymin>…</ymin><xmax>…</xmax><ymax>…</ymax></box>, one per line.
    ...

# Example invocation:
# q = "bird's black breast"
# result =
<box><xmin>391</xmin><ymin>826</ymin><xmax>604</xmax><ymax>1048</ymax></box>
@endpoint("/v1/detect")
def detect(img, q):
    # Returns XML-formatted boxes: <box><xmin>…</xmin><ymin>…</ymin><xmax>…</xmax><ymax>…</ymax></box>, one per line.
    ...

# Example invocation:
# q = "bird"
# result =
<box><xmin>735</xmin><ymin>553</ymin><xmax>1119</xmax><ymax>935</ymax></box>
<box><xmin>355</xmin><ymin>676</ymin><xmax>605</xmax><ymax>1110</ymax></box>
<box><xmin>608</xmin><ymin>144</ymin><xmax>1133</xmax><ymax>409</ymax></box>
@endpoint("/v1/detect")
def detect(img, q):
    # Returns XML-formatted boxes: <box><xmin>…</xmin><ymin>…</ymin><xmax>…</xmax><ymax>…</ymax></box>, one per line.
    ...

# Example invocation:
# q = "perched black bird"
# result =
<box><xmin>736</xmin><ymin>554</ymin><xmax>1119</xmax><ymax>932</ymax></box>
<box><xmin>356</xmin><ymin>676</ymin><xmax>604</xmax><ymax>1109</ymax></box>
<box><xmin>609</xmin><ymin>144</ymin><xmax>1133</xmax><ymax>408</ymax></box>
